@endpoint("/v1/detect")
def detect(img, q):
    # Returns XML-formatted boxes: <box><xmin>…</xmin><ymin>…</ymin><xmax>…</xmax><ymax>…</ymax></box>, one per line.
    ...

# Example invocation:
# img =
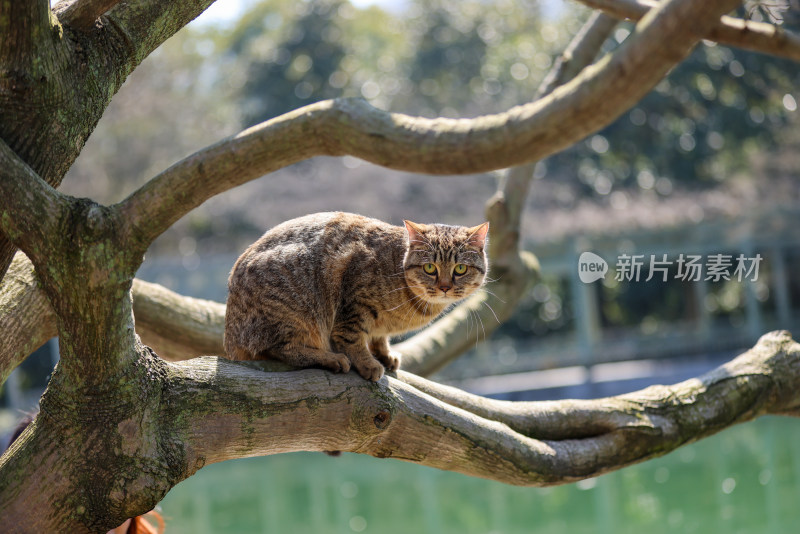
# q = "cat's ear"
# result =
<box><xmin>404</xmin><ymin>220</ymin><xmax>426</xmax><ymax>245</ymax></box>
<box><xmin>467</xmin><ymin>222</ymin><xmax>489</xmax><ymax>248</ymax></box>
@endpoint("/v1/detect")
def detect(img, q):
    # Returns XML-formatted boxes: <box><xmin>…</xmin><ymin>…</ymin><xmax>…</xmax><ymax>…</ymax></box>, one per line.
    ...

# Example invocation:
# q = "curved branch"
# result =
<box><xmin>168</xmin><ymin>331</ymin><xmax>800</xmax><ymax>487</ymax></box>
<box><xmin>116</xmin><ymin>0</ymin><xmax>741</xmax><ymax>252</ymax></box>
<box><xmin>578</xmin><ymin>0</ymin><xmax>800</xmax><ymax>61</ymax></box>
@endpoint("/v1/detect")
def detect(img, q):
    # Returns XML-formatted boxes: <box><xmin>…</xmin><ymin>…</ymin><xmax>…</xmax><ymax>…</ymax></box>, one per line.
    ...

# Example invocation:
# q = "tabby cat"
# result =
<box><xmin>224</xmin><ymin>212</ymin><xmax>489</xmax><ymax>381</ymax></box>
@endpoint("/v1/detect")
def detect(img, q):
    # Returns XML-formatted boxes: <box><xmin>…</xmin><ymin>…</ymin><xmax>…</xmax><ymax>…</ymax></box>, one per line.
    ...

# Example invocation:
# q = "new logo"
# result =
<box><xmin>578</xmin><ymin>252</ymin><xmax>608</xmax><ymax>283</ymax></box>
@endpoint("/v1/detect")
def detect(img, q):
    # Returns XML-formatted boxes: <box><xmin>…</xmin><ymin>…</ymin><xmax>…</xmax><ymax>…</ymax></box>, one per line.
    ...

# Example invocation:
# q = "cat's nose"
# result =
<box><xmin>439</xmin><ymin>284</ymin><xmax>452</xmax><ymax>294</ymax></box>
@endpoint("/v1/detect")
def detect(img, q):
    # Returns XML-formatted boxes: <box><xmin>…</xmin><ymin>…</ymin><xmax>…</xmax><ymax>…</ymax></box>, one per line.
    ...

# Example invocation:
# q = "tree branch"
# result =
<box><xmin>59</xmin><ymin>0</ymin><xmax>125</xmax><ymax>31</ymax></box>
<box><xmin>537</xmin><ymin>11</ymin><xmax>619</xmax><ymax>98</ymax></box>
<box><xmin>0</xmin><ymin>253</ymin><xmax>56</xmax><ymax>386</ymax></box>
<box><xmin>132</xmin><ymin>278</ymin><xmax>225</xmax><ymax>360</ymax></box>
<box><xmin>167</xmin><ymin>331</ymin><xmax>800</xmax><ymax>487</ymax></box>
<box><xmin>577</xmin><ymin>0</ymin><xmax>800</xmax><ymax>61</ymax></box>
<box><xmin>116</xmin><ymin>0</ymin><xmax>742</xmax><ymax>252</ymax></box>
<box><xmin>0</xmin><ymin>139</ymin><xmax>69</xmax><ymax>265</ymax></box>
<box><xmin>0</xmin><ymin>258</ymin><xmax>223</xmax><ymax>386</ymax></box>
<box><xmin>72</xmin><ymin>0</ymin><xmax>219</xmax><ymax>64</ymax></box>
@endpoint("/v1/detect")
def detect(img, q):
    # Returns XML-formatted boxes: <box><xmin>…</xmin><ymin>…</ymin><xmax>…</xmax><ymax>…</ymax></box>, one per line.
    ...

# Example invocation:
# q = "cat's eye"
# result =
<box><xmin>423</xmin><ymin>263</ymin><xmax>437</xmax><ymax>275</ymax></box>
<box><xmin>454</xmin><ymin>264</ymin><xmax>468</xmax><ymax>275</ymax></box>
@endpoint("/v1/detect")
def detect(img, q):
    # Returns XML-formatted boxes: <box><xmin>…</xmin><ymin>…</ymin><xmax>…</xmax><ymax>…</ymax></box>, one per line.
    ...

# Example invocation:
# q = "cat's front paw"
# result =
<box><xmin>353</xmin><ymin>359</ymin><xmax>385</xmax><ymax>382</ymax></box>
<box><xmin>377</xmin><ymin>350</ymin><xmax>401</xmax><ymax>372</ymax></box>
<box><xmin>324</xmin><ymin>352</ymin><xmax>351</xmax><ymax>374</ymax></box>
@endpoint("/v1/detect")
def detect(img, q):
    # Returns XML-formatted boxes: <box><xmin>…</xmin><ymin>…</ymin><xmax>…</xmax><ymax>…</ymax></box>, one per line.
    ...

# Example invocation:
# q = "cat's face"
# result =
<box><xmin>402</xmin><ymin>220</ymin><xmax>489</xmax><ymax>305</ymax></box>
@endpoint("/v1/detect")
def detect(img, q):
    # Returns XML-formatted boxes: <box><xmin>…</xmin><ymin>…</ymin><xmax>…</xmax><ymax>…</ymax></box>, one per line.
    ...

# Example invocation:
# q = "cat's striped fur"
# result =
<box><xmin>224</xmin><ymin>212</ymin><xmax>489</xmax><ymax>381</ymax></box>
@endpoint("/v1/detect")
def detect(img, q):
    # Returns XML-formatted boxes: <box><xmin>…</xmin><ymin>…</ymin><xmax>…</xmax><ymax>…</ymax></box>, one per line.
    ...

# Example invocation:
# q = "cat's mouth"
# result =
<box><xmin>425</xmin><ymin>290</ymin><xmax>464</xmax><ymax>304</ymax></box>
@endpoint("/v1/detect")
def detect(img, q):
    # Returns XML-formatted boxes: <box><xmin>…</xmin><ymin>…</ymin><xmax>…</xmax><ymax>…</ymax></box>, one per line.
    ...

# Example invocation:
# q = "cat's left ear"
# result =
<box><xmin>467</xmin><ymin>222</ymin><xmax>489</xmax><ymax>248</ymax></box>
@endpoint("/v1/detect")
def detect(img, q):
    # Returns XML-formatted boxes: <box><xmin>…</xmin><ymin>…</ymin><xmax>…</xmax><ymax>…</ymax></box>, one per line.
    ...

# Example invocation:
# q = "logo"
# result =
<box><xmin>578</xmin><ymin>252</ymin><xmax>608</xmax><ymax>283</ymax></box>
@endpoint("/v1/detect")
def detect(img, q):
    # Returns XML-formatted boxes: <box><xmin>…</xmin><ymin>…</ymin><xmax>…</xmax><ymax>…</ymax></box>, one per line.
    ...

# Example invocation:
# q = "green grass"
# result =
<box><xmin>159</xmin><ymin>416</ymin><xmax>800</xmax><ymax>533</ymax></box>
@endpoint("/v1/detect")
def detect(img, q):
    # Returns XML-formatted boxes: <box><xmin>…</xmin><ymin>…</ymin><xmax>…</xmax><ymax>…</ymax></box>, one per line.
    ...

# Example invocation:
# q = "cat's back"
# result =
<box><xmin>230</xmin><ymin>212</ymin><xmax>404</xmax><ymax>283</ymax></box>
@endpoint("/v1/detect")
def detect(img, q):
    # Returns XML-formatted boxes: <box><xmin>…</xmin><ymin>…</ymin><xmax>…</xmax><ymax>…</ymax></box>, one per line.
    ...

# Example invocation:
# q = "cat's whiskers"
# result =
<box><xmin>420</xmin><ymin>301</ymin><xmax>431</xmax><ymax>332</ymax></box>
<box><xmin>467</xmin><ymin>308</ymin><xmax>481</xmax><ymax>348</ymax></box>
<box><xmin>382</xmin><ymin>284</ymin><xmax>425</xmax><ymax>298</ymax></box>
<box><xmin>477</xmin><ymin>287</ymin><xmax>507</xmax><ymax>304</ymax></box>
<box><xmin>475</xmin><ymin>306</ymin><xmax>487</xmax><ymax>342</ymax></box>
<box><xmin>400</xmin><ymin>294</ymin><xmax>429</xmax><ymax>333</ymax></box>
<box><xmin>479</xmin><ymin>299</ymin><xmax>501</xmax><ymax>325</ymax></box>
<box><xmin>385</xmin><ymin>291</ymin><xmax>427</xmax><ymax>313</ymax></box>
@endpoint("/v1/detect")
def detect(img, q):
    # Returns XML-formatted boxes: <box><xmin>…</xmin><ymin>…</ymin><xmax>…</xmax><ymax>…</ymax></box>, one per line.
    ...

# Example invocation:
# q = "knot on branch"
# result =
<box><xmin>348</xmin><ymin>381</ymin><xmax>397</xmax><ymax>439</ymax></box>
<box><xmin>373</xmin><ymin>410</ymin><xmax>391</xmax><ymax>429</ymax></box>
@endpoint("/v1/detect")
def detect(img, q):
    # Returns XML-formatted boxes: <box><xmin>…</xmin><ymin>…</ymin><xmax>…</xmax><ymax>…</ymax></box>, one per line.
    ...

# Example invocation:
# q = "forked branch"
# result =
<box><xmin>0</xmin><ymin>255</ymin><xmax>224</xmax><ymax>386</ymax></box>
<box><xmin>168</xmin><ymin>331</ymin><xmax>800</xmax><ymax>486</ymax></box>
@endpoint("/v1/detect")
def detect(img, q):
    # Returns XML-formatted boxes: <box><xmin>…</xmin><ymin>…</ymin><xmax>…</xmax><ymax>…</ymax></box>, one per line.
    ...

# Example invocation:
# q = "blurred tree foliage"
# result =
<box><xmin>228</xmin><ymin>0</ymin><xmax>798</xmax><ymax>192</ymax></box>
<box><xmin>63</xmin><ymin>0</ymin><xmax>798</xmax><ymax>264</ymax></box>
<box><xmin>232</xmin><ymin>0</ymin><xmax>348</xmax><ymax>125</ymax></box>
<box><xmin>554</xmin><ymin>17</ymin><xmax>800</xmax><ymax>199</ymax></box>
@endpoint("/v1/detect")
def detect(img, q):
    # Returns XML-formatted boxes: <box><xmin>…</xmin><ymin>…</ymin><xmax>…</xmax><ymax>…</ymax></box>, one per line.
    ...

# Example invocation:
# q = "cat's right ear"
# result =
<box><xmin>467</xmin><ymin>222</ymin><xmax>489</xmax><ymax>249</ymax></box>
<box><xmin>404</xmin><ymin>220</ymin><xmax>425</xmax><ymax>246</ymax></box>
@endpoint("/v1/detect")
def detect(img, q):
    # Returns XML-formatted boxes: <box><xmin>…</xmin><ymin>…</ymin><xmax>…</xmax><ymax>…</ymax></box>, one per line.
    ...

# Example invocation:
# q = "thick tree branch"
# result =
<box><xmin>577</xmin><ymin>0</ymin><xmax>800</xmax><ymax>61</ymax></box>
<box><xmin>0</xmin><ymin>0</ymin><xmax>216</xmax><ymax>283</ymax></box>
<box><xmin>0</xmin><ymin>140</ymin><xmax>69</xmax><ymax>265</ymax></box>
<box><xmin>116</xmin><ymin>0</ymin><xmax>742</xmax><ymax>252</ymax></box>
<box><xmin>72</xmin><ymin>0</ymin><xmax>219</xmax><ymax>64</ymax></box>
<box><xmin>59</xmin><ymin>0</ymin><xmax>125</xmax><ymax>30</ymax></box>
<box><xmin>166</xmin><ymin>331</ymin><xmax>800</xmax><ymax>488</ymax></box>
<box><xmin>4</xmin><ymin>329</ymin><xmax>795</xmax><ymax>530</ymax></box>
<box><xmin>0</xmin><ymin>146</ymin><xmax>138</xmax><ymax>383</ymax></box>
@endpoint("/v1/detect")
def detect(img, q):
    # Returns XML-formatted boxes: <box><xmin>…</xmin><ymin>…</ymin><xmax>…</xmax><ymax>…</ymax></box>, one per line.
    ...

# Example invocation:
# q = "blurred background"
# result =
<box><xmin>3</xmin><ymin>0</ymin><xmax>800</xmax><ymax>531</ymax></box>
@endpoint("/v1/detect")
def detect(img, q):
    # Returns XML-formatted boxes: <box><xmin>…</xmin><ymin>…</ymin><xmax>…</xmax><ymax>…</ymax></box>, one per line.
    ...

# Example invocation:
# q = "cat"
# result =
<box><xmin>224</xmin><ymin>212</ymin><xmax>489</xmax><ymax>381</ymax></box>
